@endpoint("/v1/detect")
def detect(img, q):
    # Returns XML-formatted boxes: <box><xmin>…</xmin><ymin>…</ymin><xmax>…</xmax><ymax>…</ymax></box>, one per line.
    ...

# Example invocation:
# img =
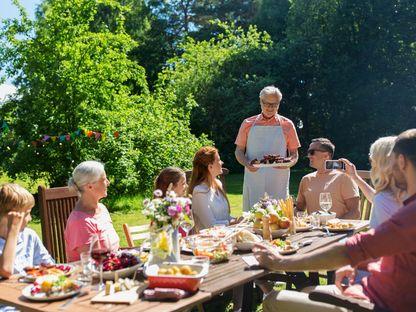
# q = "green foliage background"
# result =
<box><xmin>1</xmin><ymin>0</ymin><xmax>415</xmax><ymax>202</ymax></box>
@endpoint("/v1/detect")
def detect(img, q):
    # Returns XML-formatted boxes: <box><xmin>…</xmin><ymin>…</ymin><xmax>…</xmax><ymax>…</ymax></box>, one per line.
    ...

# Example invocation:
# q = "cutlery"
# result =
<box><xmin>58</xmin><ymin>290</ymin><xmax>89</xmax><ymax>310</ymax></box>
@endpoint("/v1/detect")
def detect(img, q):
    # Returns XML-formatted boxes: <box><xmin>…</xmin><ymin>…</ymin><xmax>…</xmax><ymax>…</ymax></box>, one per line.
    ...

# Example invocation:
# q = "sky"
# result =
<box><xmin>0</xmin><ymin>0</ymin><xmax>41</xmax><ymax>100</ymax></box>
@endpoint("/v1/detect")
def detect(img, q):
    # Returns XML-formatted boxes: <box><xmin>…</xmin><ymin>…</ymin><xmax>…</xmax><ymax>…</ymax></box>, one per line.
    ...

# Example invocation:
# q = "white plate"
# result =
<box><xmin>325</xmin><ymin>226</ymin><xmax>355</xmax><ymax>232</ymax></box>
<box><xmin>277</xmin><ymin>245</ymin><xmax>299</xmax><ymax>255</ymax></box>
<box><xmin>23</xmin><ymin>264</ymin><xmax>75</xmax><ymax>282</ymax></box>
<box><xmin>252</xmin><ymin>162</ymin><xmax>291</xmax><ymax>168</ymax></box>
<box><xmin>295</xmin><ymin>225</ymin><xmax>312</xmax><ymax>232</ymax></box>
<box><xmin>94</xmin><ymin>263</ymin><xmax>142</xmax><ymax>280</ymax></box>
<box><xmin>253</xmin><ymin>228</ymin><xmax>289</xmax><ymax>238</ymax></box>
<box><xmin>21</xmin><ymin>283</ymin><xmax>81</xmax><ymax>302</ymax></box>
<box><xmin>235</xmin><ymin>242</ymin><xmax>255</xmax><ymax>251</ymax></box>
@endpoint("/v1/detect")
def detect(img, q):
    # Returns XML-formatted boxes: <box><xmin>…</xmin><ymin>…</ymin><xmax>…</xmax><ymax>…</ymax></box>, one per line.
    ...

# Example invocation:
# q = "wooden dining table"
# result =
<box><xmin>0</xmin><ymin>220</ymin><xmax>369</xmax><ymax>312</ymax></box>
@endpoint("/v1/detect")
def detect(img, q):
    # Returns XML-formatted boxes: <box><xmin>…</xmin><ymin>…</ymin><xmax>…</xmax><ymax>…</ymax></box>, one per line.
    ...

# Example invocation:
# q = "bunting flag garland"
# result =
<box><xmin>31</xmin><ymin>128</ymin><xmax>121</xmax><ymax>147</ymax></box>
<box><xmin>1</xmin><ymin>122</ymin><xmax>120</xmax><ymax>148</ymax></box>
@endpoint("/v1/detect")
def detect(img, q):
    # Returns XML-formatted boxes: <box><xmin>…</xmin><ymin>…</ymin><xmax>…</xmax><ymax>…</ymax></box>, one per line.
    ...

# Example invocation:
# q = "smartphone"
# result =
<box><xmin>325</xmin><ymin>160</ymin><xmax>345</xmax><ymax>170</ymax></box>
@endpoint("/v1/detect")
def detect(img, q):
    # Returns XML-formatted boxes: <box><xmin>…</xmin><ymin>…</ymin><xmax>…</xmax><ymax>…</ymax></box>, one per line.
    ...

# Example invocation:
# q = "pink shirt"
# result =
<box><xmin>234</xmin><ymin>114</ymin><xmax>301</xmax><ymax>150</ymax></box>
<box><xmin>345</xmin><ymin>193</ymin><xmax>416</xmax><ymax>311</ymax></box>
<box><xmin>64</xmin><ymin>205</ymin><xmax>120</xmax><ymax>262</ymax></box>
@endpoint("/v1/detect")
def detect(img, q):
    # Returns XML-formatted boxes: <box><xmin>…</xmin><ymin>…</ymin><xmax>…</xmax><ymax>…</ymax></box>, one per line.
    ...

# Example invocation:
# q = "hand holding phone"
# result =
<box><xmin>325</xmin><ymin>160</ymin><xmax>346</xmax><ymax>170</ymax></box>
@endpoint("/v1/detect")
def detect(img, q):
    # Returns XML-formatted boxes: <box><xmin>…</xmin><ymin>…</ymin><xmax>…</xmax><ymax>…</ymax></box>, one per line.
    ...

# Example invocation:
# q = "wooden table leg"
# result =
<box><xmin>241</xmin><ymin>281</ymin><xmax>254</xmax><ymax>312</ymax></box>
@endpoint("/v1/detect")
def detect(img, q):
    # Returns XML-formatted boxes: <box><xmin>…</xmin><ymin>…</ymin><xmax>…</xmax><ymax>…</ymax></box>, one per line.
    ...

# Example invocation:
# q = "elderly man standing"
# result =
<box><xmin>297</xmin><ymin>138</ymin><xmax>360</xmax><ymax>219</ymax></box>
<box><xmin>254</xmin><ymin>128</ymin><xmax>416</xmax><ymax>312</ymax></box>
<box><xmin>235</xmin><ymin>86</ymin><xmax>301</xmax><ymax>211</ymax></box>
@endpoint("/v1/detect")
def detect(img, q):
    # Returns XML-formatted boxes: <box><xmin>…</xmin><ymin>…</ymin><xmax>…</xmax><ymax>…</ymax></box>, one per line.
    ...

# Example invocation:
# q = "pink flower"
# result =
<box><xmin>185</xmin><ymin>205</ymin><xmax>191</xmax><ymax>215</ymax></box>
<box><xmin>176</xmin><ymin>205</ymin><xmax>182</xmax><ymax>213</ymax></box>
<box><xmin>167</xmin><ymin>206</ymin><xmax>177</xmax><ymax>217</ymax></box>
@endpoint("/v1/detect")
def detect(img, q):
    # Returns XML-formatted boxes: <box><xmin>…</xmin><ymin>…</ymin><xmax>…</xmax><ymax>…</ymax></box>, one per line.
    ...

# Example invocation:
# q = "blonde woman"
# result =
<box><xmin>341</xmin><ymin>136</ymin><xmax>404</xmax><ymax>228</ymax></box>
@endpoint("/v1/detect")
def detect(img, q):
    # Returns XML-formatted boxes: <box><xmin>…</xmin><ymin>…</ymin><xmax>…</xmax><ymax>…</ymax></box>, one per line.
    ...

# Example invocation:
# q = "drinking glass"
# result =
<box><xmin>180</xmin><ymin>214</ymin><xmax>195</xmax><ymax>237</ymax></box>
<box><xmin>319</xmin><ymin>192</ymin><xmax>332</xmax><ymax>214</ymax></box>
<box><xmin>90</xmin><ymin>234</ymin><xmax>110</xmax><ymax>291</ymax></box>
<box><xmin>310</xmin><ymin>214</ymin><xmax>321</xmax><ymax>229</ymax></box>
<box><xmin>77</xmin><ymin>251</ymin><xmax>93</xmax><ymax>284</ymax></box>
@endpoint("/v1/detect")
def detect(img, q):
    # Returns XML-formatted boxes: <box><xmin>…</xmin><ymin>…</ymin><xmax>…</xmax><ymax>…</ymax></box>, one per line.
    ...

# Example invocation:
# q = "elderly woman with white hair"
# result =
<box><xmin>64</xmin><ymin>161</ymin><xmax>119</xmax><ymax>262</ymax></box>
<box><xmin>235</xmin><ymin>86</ymin><xmax>301</xmax><ymax>211</ymax></box>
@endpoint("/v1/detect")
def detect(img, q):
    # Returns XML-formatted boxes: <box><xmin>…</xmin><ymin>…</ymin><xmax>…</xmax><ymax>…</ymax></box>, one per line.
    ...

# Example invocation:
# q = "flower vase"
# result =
<box><xmin>148</xmin><ymin>226</ymin><xmax>181</xmax><ymax>265</ymax></box>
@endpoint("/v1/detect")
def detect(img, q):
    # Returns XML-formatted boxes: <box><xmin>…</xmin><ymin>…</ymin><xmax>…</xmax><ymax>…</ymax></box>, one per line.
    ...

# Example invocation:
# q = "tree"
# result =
<box><xmin>0</xmin><ymin>0</ymin><xmax>208</xmax><ymax>194</ymax></box>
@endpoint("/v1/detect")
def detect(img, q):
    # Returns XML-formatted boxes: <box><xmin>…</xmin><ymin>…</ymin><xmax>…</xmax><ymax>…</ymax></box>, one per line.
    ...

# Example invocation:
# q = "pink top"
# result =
<box><xmin>345</xmin><ymin>193</ymin><xmax>416</xmax><ymax>311</ymax></box>
<box><xmin>64</xmin><ymin>205</ymin><xmax>120</xmax><ymax>262</ymax></box>
<box><xmin>234</xmin><ymin>114</ymin><xmax>301</xmax><ymax>150</ymax></box>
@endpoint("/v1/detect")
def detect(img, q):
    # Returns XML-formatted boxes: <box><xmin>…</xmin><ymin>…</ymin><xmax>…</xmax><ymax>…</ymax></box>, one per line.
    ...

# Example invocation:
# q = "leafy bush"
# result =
<box><xmin>0</xmin><ymin>0</ymin><xmax>209</xmax><ymax>198</ymax></box>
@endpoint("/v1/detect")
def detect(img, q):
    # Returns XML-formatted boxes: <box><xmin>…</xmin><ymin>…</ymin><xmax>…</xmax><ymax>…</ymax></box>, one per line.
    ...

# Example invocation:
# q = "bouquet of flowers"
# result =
<box><xmin>142</xmin><ymin>190</ymin><xmax>192</xmax><ymax>263</ymax></box>
<box><xmin>142</xmin><ymin>190</ymin><xmax>192</xmax><ymax>229</ymax></box>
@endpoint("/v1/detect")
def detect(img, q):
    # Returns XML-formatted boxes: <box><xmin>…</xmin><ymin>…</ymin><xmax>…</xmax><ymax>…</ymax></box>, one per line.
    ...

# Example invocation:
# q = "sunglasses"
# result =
<box><xmin>307</xmin><ymin>149</ymin><xmax>328</xmax><ymax>155</ymax></box>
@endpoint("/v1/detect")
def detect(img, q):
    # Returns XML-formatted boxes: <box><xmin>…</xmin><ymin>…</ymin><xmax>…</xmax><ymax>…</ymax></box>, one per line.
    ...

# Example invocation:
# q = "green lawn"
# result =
<box><xmin>27</xmin><ymin>170</ymin><xmax>307</xmax><ymax>246</ymax></box>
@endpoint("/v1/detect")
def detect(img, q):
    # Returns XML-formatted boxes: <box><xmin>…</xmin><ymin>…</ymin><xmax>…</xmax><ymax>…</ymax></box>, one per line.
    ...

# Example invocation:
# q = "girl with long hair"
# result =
<box><xmin>189</xmin><ymin>146</ymin><xmax>239</xmax><ymax>232</ymax></box>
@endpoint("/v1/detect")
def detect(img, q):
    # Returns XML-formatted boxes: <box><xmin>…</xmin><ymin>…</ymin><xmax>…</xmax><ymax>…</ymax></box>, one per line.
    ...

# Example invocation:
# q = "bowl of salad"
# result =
<box><xmin>191</xmin><ymin>237</ymin><xmax>234</xmax><ymax>264</ymax></box>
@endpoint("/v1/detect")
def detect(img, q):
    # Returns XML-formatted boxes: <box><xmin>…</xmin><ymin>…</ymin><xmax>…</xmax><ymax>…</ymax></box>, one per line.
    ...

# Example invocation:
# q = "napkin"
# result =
<box><xmin>242</xmin><ymin>255</ymin><xmax>260</xmax><ymax>268</ymax></box>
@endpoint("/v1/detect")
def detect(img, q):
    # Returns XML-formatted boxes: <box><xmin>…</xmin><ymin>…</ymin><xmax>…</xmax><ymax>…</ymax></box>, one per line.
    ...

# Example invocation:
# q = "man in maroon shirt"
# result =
<box><xmin>254</xmin><ymin>129</ymin><xmax>416</xmax><ymax>312</ymax></box>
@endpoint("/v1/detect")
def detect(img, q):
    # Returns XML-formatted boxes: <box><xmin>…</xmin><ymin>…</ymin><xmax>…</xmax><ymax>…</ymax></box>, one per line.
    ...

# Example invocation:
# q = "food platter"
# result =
<box><xmin>22</xmin><ymin>284</ymin><xmax>81</xmax><ymax>302</ymax></box>
<box><xmin>276</xmin><ymin>245</ymin><xmax>299</xmax><ymax>255</ymax></box>
<box><xmin>252</xmin><ymin>162</ymin><xmax>291</xmax><ymax>168</ymax></box>
<box><xmin>253</xmin><ymin>227</ymin><xmax>289</xmax><ymax>238</ymax></box>
<box><xmin>23</xmin><ymin>264</ymin><xmax>74</xmax><ymax>282</ymax></box>
<box><xmin>21</xmin><ymin>275</ymin><xmax>82</xmax><ymax>302</ymax></box>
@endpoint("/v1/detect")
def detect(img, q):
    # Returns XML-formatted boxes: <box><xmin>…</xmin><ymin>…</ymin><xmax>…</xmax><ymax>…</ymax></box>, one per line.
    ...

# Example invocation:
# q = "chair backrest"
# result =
<box><xmin>357</xmin><ymin>170</ymin><xmax>372</xmax><ymax>220</ymax></box>
<box><xmin>122</xmin><ymin>223</ymin><xmax>150</xmax><ymax>248</ymax></box>
<box><xmin>185</xmin><ymin>167</ymin><xmax>230</xmax><ymax>192</ymax></box>
<box><xmin>38</xmin><ymin>185</ymin><xmax>78</xmax><ymax>263</ymax></box>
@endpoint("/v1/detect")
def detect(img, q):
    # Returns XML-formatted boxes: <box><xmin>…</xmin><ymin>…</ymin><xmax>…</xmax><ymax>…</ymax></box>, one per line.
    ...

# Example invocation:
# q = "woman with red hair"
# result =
<box><xmin>189</xmin><ymin>146</ymin><xmax>239</xmax><ymax>232</ymax></box>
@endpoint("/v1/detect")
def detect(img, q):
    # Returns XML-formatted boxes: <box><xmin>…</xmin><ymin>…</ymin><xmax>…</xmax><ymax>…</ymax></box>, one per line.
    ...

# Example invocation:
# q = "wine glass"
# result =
<box><xmin>319</xmin><ymin>192</ymin><xmax>332</xmax><ymax>214</ymax></box>
<box><xmin>90</xmin><ymin>234</ymin><xmax>110</xmax><ymax>291</ymax></box>
<box><xmin>180</xmin><ymin>214</ymin><xmax>195</xmax><ymax>237</ymax></box>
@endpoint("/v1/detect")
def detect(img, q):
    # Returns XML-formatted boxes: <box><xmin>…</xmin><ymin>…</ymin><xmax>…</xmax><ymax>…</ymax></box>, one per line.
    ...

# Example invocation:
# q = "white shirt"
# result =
<box><xmin>192</xmin><ymin>182</ymin><xmax>231</xmax><ymax>232</ymax></box>
<box><xmin>0</xmin><ymin>228</ymin><xmax>54</xmax><ymax>275</ymax></box>
<box><xmin>369</xmin><ymin>190</ymin><xmax>401</xmax><ymax>228</ymax></box>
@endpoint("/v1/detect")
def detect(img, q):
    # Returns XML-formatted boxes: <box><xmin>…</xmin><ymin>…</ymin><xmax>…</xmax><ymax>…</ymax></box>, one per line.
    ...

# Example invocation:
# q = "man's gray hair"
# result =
<box><xmin>259</xmin><ymin>86</ymin><xmax>282</xmax><ymax>100</ymax></box>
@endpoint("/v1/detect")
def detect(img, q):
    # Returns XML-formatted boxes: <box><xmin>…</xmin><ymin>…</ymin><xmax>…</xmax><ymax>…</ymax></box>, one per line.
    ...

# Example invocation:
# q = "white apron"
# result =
<box><xmin>243</xmin><ymin>115</ymin><xmax>290</xmax><ymax>211</ymax></box>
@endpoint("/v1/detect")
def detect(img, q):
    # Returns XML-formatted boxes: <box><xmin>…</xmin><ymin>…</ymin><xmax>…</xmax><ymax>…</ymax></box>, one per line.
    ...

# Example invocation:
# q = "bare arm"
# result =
<box><xmin>254</xmin><ymin>242</ymin><xmax>351</xmax><ymax>272</ymax></box>
<box><xmin>295</xmin><ymin>178</ymin><xmax>306</xmax><ymax>211</ymax></box>
<box><xmin>340</xmin><ymin>158</ymin><xmax>375</xmax><ymax>203</ymax></box>
<box><xmin>235</xmin><ymin>145</ymin><xmax>258</xmax><ymax>172</ymax></box>
<box><xmin>0</xmin><ymin>212</ymin><xmax>25</xmax><ymax>278</ymax></box>
<box><xmin>341</xmin><ymin>197</ymin><xmax>361</xmax><ymax>219</ymax></box>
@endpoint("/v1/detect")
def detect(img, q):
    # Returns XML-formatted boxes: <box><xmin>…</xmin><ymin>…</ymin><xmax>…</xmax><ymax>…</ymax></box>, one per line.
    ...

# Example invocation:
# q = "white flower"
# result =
<box><xmin>153</xmin><ymin>189</ymin><xmax>163</xmax><ymax>197</ymax></box>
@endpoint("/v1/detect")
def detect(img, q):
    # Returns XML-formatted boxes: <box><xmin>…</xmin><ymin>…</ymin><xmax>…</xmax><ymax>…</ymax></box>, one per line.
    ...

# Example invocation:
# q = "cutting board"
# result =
<box><xmin>91</xmin><ymin>286</ymin><xmax>139</xmax><ymax>304</ymax></box>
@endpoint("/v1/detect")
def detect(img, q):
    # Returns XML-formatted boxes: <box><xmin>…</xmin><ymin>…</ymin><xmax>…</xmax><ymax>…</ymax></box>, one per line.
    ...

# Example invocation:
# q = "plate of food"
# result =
<box><xmin>250</xmin><ymin>154</ymin><xmax>292</xmax><ymax>168</ymax></box>
<box><xmin>295</xmin><ymin>219</ymin><xmax>312</xmax><ymax>232</ymax></box>
<box><xmin>325</xmin><ymin>219</ymin><xmax>355</xmax><ymax>232</ymax></box>
<box><xmin>271</xmin><ymin>239</ymin><xmax>299</xmax><ymax>255</ymax></box>
<box><xmin>23</xmin><ymin>263</ymin><xmax>74</xmax><ymax>282</ymax></box>
<box><xmin>93</xmin><ymin>251</ymin><xmax>143</xmax><ymax>280</ymax></box>
<box><xmin>22</xmin><ymin>275</ymin><xmax>82</xmax><ymax>302</ymax></box>
<box><xmin>191</xmin><ymin>237</ymin><xmax>234</xmax><ymax>264</ymax></box>
<box><xmin>235</xmin><ymin>230</ymin><xmax>262</xmax><ymax>251</ymax></box>
<box><xmin>250</xmin><ymin>194</ymin><xmax>293</xmax><ymax>238</ymax></box>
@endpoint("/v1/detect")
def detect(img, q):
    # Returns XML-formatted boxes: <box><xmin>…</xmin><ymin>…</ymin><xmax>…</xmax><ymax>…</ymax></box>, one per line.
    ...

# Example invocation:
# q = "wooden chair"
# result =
<box><xmin>185</xmin><ymin>168</ymin><xmax>230</xmax><ymax>191</ymax></box>
<box><xmin>38</xmin><ymin>185</ymin><xmax>78</xmax><ymax>263</ymax></box>
<box><xmin>122</xmin><ymin>223</ymin><xmax>150</xmax><ymax>248</ymax></box>
<box><xmin>357</xmin><ymin>170</ymin><xmax>372</xmax><ymax>220</ymax></box>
